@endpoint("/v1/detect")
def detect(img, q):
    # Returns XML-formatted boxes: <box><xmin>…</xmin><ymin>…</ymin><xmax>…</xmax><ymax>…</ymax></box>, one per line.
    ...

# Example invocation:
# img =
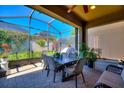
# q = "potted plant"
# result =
<box><xmin>118</xmin><ymin>60</ymin><xmax>124</xmax><ymax>68</ymax></box>
<box><xmin>0</xmin><ymin>48</ymin><xmax>9</xmax><ymax>77</ymax></box>
<box><xmin>53</xmin><ymin>52</ymin><xmax>61</xmax><ymax>58</ymax></box>
<box><xmin>0</xmin><ymin>52</ymin><xmax>9</xmax><ymax>71</ymax></box>
<box><xmin>119</xmin><ymin>60</ymin><xmax>124</xmax><ymax>65</ymax></box>
<box><xmin>86</xmin><ymin>48</ymin><xmax>97</xmax><ymax>68</ymax></box>
<box><xmin>79</xmin><ymin>43</ymin><xmax>89</xmax><ymax>58</ymax></box>
<box><xmin>79</xmin><ymin>43</ymin><xmax>97</xmax><ymax>68</ymax></box>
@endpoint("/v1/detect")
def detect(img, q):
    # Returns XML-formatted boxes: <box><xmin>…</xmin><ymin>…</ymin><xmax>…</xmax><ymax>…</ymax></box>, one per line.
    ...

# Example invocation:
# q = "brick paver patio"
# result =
<box><xmin>0</xmin><ymin>63</ymin><xmax>102</xmax><ymax>88</ymax></box>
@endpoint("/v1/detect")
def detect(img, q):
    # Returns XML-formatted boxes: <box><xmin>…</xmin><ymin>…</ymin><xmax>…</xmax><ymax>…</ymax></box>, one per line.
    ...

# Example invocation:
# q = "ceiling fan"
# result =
<box><xmin>67</xmin><ymin>5</ymin><xmax>96</xmax><ymax>14</ymax></box>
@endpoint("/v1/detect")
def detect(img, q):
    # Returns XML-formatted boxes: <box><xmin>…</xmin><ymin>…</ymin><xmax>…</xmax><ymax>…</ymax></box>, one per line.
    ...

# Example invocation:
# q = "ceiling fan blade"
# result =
<box><xmin>83</xmin><ymin>5</ymin><xmax>89</xmax><ymax>13</ymax></box>
<box><xmin>67</xmin><ymin>5</ymin><xmax>76</xmax><ymax>13</ymax></box>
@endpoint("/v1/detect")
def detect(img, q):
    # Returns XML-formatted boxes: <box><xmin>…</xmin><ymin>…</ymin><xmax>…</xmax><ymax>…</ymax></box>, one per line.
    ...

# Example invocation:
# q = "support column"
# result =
<box><xmin>79</xmin><ymin>28</ymin><xmax>83</xmax><ymax>44</ymax></box>
<box><xmin>75</xmin><ymin>28</ymin><xmax>78</xmax><ymax>51</ymax></box>
<box><xmin>28</xmin><ymin>10</ymin><xmax>35</xmax><ymax>61</ymax></box>
<box><xmin>78</xmin><ymin>22</ymin><xmax>87</xmax><ymax>56</ymax></box>
<box><xmin>82</xmin><ymin>23</ymin><xmax>87</xmax><ymax>43</ymax></box>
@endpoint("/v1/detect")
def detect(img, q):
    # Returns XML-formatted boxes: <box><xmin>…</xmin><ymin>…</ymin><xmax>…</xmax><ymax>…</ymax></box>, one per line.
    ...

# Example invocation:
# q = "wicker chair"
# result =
<box><xmin>64</xmin><ymin>58</ymin><xmax>86</xmax><ymax>88</ymax></box>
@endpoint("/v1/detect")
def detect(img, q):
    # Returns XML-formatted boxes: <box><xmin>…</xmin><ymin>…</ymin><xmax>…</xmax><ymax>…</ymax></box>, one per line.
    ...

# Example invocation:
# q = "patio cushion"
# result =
<box><xmin>97</xmin><ymin>71</ymin><xmax>124</xmax><ymax>88</ymax></box>
<box><xmin>65</xmin><ymin>67</ymin><xmax>75</xmax><ymax>75</ymax></box>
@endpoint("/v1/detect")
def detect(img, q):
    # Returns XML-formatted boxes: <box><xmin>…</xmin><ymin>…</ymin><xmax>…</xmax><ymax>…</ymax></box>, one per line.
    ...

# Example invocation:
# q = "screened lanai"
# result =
<box><xmin>0</xmin><ymin>5</ymin><xmax>76</xmax><ymax>61</ymax></box>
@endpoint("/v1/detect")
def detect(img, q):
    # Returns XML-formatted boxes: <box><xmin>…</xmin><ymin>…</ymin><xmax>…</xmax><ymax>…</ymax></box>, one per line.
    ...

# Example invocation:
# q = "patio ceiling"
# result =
<box><xmin>0</xmin><ymin>5</ymin><xmax>74</xmax><ymax>39</ymax></box>
<box><xmin>65</xmin><ymin>5</ymin><xmax>124</xmax><ymax>22</ymax></box>
<box><xmin>30</xmin><ymin>5</ymin><xmax>124</xmax><ymax>28</ymax></box>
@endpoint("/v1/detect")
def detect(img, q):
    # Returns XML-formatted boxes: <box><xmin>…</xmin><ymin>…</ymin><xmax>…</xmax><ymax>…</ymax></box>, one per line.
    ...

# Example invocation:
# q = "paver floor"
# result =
<box><xmin>0</xmin><ymin>63</ymin><xmax>102</xmax><ymax>88</ymax></box>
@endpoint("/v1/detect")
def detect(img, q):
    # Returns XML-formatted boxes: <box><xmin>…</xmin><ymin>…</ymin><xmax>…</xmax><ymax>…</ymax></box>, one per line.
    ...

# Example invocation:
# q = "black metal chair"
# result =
<box><xmin>61</xmin><ymin>53</ymin><xmax>68</xmax><ymax>58</ymax></box>
<box><xmin>42</xmin><ymin>54</ymin><xmax>49</xmax><ymax>72</ymax></box>
<box><xmin>68</xmin><ymin>52</ymin><xmax>77</xmax><ymax>59</ymax></box>
<box><xmin>64</xmin><ymin>58</ymin><xmax>87</xmax><ymax>88</ymax></box>
<box><xmin>42</xmin><ymin>54</ymin><xmax>62</xmax><ymax>82</ymax></box>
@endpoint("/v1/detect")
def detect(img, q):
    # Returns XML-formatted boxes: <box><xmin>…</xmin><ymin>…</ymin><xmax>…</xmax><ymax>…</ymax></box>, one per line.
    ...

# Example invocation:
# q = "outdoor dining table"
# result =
<box><xmin>54</xmin><ymin>56</ymin><xmax>79</xmax><ymax>82</ymax></box>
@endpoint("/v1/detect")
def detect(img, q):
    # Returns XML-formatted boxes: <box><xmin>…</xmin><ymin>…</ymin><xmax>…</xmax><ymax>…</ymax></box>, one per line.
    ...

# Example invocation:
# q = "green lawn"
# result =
<box><xmin>7</xmin><ymin>51</ymin><xmax>56</xmax><ymax>61</ymax></box>
<box><xmin>8</xmin><ymin>51</ymin><xmax>41</xmax><ymax>61</ymax></box>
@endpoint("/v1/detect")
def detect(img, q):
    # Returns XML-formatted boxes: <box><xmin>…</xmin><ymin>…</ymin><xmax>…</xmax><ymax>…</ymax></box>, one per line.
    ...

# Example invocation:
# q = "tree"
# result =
<box><xmin>37</xmin><ymin>39</ymin><xmax>45</xmax><ymax>47</ymax></box>
<box><xmin>0</xmin><ymin>30</ymin><xmax>11</xmax><ymax>45</ymax></box>
<box><xmin>0</xmin><ymin>30</ymin><xmax>12</xmax><ymax>57</ymax></box>
<box><xmin>71</xmin><ymin>29</ymin><xmax>75</xmax><ymax>35</ymax></box>
<box><xmin>0</xmin><ymin>30</ymin><xmax>28</xmax><ymax>53</ymax></box>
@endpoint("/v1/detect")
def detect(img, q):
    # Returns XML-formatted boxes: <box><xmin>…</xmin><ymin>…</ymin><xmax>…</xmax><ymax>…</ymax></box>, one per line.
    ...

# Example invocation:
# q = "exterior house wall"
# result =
<box><xmin>87</xmin><ymin>21</ymin><xmax>124</xmax><ymax>60</ymax></box>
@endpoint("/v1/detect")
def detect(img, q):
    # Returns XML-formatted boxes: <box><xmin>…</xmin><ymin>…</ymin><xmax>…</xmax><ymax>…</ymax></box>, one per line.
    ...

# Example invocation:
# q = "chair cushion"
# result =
<box><xmin>65</xmin><ymin>67</ymin><xmax>75</xmax><ymax>73</ymax></box>
<box><xmin>121</xmin><ymin>69</ymin><xmax>124</xmax><ymax>82</ymax></box>
<box><xmin>97</xmin><ymin>71</ymin><xmax>124</xmax><ymax>88</ymax></box>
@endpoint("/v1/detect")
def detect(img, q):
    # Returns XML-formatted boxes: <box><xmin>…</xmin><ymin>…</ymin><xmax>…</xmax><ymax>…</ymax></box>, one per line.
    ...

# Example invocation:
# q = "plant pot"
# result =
<box><xmin>0</xmin><ymin>69</ymin><xmax>6</xmax><ymax>78</ymax></box>
<box><xmin>87</xmin><ymin>59</ymin><xmax>94</xmax><ymax>68</ymax></box>
<box><xmin>0</xmin><ymin>58</ymin><xmax>9</xmax><ymax>71</ymax></box>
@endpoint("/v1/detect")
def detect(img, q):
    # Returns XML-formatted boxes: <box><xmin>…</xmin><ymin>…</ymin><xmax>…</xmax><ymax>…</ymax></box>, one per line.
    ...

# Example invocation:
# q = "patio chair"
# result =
<box><xmin>43</xmin><ymin>55</ymin><xmax>62</xmax><ymax>82</ymax></box>
<box><xmin>42</xmin><ymin>54</ymin><xmax>49</xmax><ymax>72</ymax></box>
<box><xmin>64</xmin><ymin>58</ymin><xmax>86</xmax><ymax>88</ymax></box>
<box><xmin>68</xmin><ymin>52</ymin><xmax>77</xmax><ymax>59</ymax></box>
<box><xmin>61</xmin><ymin>53</ymin><xmax>68</xmax><ymax>58</ymax></box>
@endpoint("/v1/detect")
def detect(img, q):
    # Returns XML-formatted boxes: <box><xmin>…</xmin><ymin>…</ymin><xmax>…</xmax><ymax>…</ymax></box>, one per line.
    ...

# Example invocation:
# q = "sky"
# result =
<box><xmin>0</xmin><ymin>5</ymin><xmax>74</xmax><ymax>39</ymax></box>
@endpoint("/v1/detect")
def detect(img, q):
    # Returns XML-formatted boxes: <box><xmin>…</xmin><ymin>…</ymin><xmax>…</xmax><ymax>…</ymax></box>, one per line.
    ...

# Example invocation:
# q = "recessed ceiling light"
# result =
<box><xmin>90</xmin><ymin>5</ymin><xmax>96</xmax><ymax>10</ymax></box>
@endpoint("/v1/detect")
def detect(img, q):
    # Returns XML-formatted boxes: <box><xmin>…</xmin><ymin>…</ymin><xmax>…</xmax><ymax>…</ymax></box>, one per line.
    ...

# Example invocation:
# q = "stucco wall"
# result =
<box><xmin>87</xmin><ymin>21</ymin><xmax>124</xmax><ymax>60</ymax></box>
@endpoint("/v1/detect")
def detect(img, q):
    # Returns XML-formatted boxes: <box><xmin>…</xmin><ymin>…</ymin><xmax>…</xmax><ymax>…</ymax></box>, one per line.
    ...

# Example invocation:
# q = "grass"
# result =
<box><xmin>7</xmin><ymin>51</ymin><xmax>56</xmax><ymax>61</ymax></box>
<box><xmin>8</xmin><ymin>51</ymin><xmax>41</xmax><ymax>61</ymax></box>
